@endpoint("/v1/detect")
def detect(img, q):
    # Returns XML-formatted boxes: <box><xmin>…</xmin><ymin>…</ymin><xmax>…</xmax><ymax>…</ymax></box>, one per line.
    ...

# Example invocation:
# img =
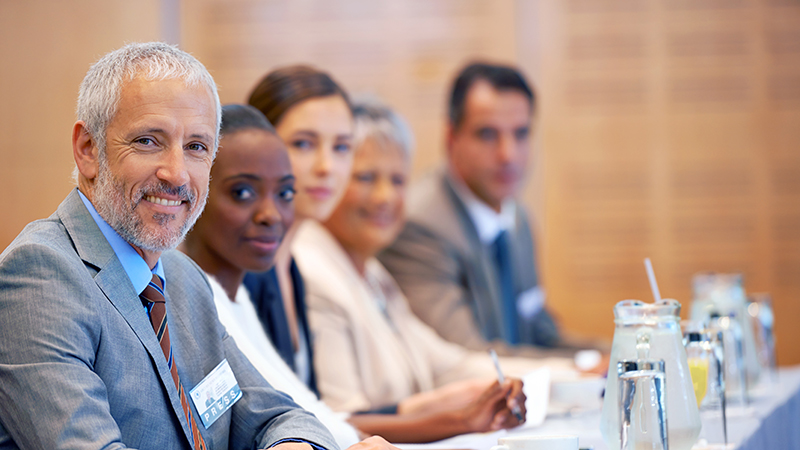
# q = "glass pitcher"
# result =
<box><xmin>601</xmin><ymin>300</ymin><xmax>701</xmax><ymax>450</ymax></box>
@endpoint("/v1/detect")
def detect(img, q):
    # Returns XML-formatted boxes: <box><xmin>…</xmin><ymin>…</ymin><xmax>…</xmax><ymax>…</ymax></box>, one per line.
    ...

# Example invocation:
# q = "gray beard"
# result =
<box><xmin>92</xmin><ymin>159</ymin><xmax>207</xmax><ymax>252</ymax></box>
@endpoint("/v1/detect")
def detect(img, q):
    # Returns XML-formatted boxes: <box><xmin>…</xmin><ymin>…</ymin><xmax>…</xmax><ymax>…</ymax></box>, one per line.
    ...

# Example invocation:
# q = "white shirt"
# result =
<box><xmin>206</xmin><ymin>274</ymin><xmax>360</xmax><ymax>449</ymax></box>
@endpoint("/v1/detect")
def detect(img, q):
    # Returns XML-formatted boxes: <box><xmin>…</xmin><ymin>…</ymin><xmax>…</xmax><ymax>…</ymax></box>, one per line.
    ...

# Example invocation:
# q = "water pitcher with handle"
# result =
<box><xmin>601</xmin><ymin>299</ymin><xmax>701</xmax><ymax>450</ymax></box>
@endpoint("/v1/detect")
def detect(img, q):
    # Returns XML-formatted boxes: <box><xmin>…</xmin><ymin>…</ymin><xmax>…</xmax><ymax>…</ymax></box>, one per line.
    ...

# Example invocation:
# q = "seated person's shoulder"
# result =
<box><xmin>0</xmin><ymin>218</ymin><xmax>105</xmax><ymax>331</ymax></box>
<box><xmin>1</xmin><ymin>217</ymin><xmax>85</xmax><ymax>274</ymax></box>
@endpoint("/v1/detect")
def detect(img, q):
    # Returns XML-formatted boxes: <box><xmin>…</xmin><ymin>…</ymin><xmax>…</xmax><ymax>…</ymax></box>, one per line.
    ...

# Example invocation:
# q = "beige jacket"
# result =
<box><xmin>293</xmin><ymin>221</ymin><xmax>497</xmax><ymax>413</ymax></box>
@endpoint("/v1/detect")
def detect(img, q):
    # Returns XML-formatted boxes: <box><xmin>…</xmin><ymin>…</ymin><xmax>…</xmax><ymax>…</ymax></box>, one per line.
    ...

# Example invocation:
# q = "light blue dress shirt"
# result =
<box><xmin>78</xmin><ymin>190</ymin><xmax>165</xmax><ymax>296</ymax></box>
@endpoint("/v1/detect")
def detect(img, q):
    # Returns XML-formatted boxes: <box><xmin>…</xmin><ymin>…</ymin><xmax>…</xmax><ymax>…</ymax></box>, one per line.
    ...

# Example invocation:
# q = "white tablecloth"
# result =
<box><xmin>399</xmin><ymin>366</ymin><xmax>800</xmax><ymax>450</ymax></box>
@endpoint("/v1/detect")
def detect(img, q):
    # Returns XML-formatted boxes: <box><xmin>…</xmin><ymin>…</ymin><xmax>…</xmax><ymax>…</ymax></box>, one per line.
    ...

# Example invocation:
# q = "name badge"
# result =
<box><xmin>189</xmin><ymin>359</ymin><xmax>242</xmax><ymax>428</ymax></box>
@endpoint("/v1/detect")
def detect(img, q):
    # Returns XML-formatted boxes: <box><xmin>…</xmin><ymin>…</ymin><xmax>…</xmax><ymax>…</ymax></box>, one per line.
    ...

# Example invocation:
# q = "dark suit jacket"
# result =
<box><xmin>0</xmin><ymin>189</ymin><xmax>337</xmax><ymax>450</ymax></box>
<box><xmin>380</xmin><ymin>170</ymin><xmax>560</xmax><ymax>352</ymax></box>
<box><xmin>243</xmin><ymin>262</ymin><xmax>318</xmax><ymax>395</ymax></box>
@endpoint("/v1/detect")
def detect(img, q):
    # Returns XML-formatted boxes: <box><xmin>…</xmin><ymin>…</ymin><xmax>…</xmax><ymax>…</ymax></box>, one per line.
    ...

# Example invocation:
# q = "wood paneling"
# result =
<box><xmin>539</xmin><ymin>0</ymin><xmax>800</xmax><ymax>364</ymax></box>
<box><xmin>0</xmin><ymin>0</ymin><xmax>163</xmax><ymax>250</ymax></box>
<box><xmin>2</xmin><ymin>0</ymin><xmax>798</xmax><ymax>364</ymax></box>
<box><xmin>182</xmin><ymin>0</ymin><xmax>518</xmax><ymax>176</ymax></box>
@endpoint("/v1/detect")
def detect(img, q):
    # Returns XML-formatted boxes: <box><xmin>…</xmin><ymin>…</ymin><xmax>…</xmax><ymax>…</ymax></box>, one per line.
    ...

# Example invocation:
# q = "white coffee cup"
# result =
<box><xmin>490</xmin><ymin>435</ymin><xmax>579</xmax><ymax>450</ymax></box>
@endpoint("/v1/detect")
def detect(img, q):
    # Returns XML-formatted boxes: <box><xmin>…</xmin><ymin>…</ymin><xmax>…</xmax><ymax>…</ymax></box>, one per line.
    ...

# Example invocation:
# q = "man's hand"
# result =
<box><xmin>461</xmin><ymin>378</ymin><xmax>526</xmax><ymax>432</ymax></box>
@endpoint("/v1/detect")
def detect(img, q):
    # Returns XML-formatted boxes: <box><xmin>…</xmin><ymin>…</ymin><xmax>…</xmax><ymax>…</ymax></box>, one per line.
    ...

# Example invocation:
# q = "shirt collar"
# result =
<box><xmin>78</xmin><ymin>189</ymin><xmax>165</xmax><ymax>295</ymax></box>
<box><xmin>447</xmin><ymin>169</ymin><xmax>516</xmax><ymax>245</ymax></box>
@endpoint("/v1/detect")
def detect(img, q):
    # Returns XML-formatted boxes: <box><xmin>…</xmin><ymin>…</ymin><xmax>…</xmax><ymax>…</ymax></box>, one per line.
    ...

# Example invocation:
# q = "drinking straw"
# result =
<box><xmin>644</xmin><ymin>257</ymin><xmax>662</xmax><ymax>303</ymax></box>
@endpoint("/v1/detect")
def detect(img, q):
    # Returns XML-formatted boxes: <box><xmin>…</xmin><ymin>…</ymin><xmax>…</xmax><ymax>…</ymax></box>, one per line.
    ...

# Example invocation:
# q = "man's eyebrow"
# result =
<box><xmin>189</xmin><ymin>132</ymin><xmax>214</xmax><ymax>142</ymax></box>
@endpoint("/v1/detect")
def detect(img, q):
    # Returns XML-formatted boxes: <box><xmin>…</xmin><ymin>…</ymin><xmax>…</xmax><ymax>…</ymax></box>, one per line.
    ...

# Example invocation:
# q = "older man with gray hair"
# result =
<box><xmin>0</xmin><ymin>42</ymin><xmax>394</xmax><ymax>450</ymax></box>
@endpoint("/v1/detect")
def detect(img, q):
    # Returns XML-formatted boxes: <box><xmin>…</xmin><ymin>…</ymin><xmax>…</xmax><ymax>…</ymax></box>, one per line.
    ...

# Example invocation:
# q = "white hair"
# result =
<box><xmin>76</xmin><ymin>42</ymin><xmax>221</xmax><ymax>157</ymax></box>
<box><xmin>351</xmin><ymin>95</ymin><xmax>414</xmax><ymax>160</ymax></box>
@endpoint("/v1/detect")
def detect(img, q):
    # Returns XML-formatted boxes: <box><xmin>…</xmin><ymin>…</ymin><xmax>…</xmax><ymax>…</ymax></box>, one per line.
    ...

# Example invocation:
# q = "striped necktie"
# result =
<box><xmin>141</xmin><ymin>274</ymin><xmax>207</xmax><ymax>450</ymax></box>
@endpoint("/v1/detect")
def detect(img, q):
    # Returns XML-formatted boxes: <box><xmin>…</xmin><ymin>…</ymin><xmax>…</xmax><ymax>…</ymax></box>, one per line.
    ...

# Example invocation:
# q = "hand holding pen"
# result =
<box><xmin>490</xmin><ymin>349</ymin><xmax>526</xmax><ymax>423</ymax></box>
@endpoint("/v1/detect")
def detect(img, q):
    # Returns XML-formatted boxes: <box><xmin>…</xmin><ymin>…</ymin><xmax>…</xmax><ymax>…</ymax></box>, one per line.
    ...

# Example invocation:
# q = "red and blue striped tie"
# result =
<box><xmin>141</xmin><ymin>274</ymin><xmax>207</xmax><ymax>450</ymax></box>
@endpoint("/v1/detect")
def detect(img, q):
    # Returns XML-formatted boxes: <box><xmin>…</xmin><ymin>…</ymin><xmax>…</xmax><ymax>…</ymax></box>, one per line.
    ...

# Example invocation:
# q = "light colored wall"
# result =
<box><xmin>2</xmin><ymin>0</ymin><xmax>798</xmax><ymax>364</ymax></box>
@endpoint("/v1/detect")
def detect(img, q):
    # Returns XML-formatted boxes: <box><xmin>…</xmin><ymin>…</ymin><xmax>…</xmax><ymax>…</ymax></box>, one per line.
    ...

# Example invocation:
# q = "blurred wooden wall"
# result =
<box><xmin>0</xmin><ymin>0</ymin><xmax>166</xmax><ymax>257</ymax></box>
<box><xmin>180</xmin><ymin>0</ymin><xmax>800</xmax><ymax>366</ymax></box>
<box><xmin>535</xmin><ymin>0</ymin><xmax>800</xmax><ymax>366</ymax></box>
<box><xmin>2</xmin><ymin>0</ymin><xmax>798</xmax><ymax>364</ymax></box>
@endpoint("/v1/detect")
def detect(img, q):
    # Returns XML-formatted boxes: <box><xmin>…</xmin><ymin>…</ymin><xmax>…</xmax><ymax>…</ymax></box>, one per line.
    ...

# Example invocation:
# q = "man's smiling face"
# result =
<box><xmin>91</xmin><ymin>76</ymin><xmax>217</xmax><ymax>256</ymax></box>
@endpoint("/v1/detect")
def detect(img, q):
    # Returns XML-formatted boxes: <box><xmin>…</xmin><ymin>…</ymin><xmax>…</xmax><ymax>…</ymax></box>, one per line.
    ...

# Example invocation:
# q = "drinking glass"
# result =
<box><xmin>618</xmin><ymin>359</ymin><xmax>668</xmax><ymax>450</ymax></box>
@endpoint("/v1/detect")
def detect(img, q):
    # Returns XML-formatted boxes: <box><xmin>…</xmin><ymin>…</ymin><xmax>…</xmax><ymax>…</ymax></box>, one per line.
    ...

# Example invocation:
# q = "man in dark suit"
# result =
<box><xmin>0</xmin><ymin>42</ymin><xmax>392</xmax><ymax>450</ymax></box>
<box><xmin>380</xmin><ymin>63</ymin><xmax>564</xmax><ymax>355</ymax></box>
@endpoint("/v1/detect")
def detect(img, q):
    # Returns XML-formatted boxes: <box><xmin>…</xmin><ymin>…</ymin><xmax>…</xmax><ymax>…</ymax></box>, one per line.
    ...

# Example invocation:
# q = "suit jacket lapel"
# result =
<box><xmin>57</xmin><ymin>189</ymin><xmax>194</xmax><ymax>444</ymax></box>
<box><xmin>510</xmin><ymin>210</ymin><xmax>537</xmax><ymax>290</ymax></box>
<box><xmin>165</xmin><ymin>276</ymin><xmax>205</xmax><ymax>386</ymax></box>
<box><xmin>440</xmin><ymin>175</ymin><xmax>506</xmax><ymax>339</ymax></box>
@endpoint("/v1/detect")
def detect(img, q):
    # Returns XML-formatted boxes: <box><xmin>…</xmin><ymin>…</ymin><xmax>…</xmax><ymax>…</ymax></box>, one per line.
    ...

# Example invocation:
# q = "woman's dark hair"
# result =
<box><xmin>220</xmin><ymin>104</ymin><xmax>276</xmax><ymax>136</ymax></box>
<box><xmin>247</xmin><ymin>65</ymin><xmax>351</xmax><ymax>126</ymax></box>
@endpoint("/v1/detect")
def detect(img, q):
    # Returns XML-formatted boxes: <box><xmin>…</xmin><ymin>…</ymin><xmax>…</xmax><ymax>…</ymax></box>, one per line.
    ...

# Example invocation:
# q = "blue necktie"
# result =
<box><xmin>492</xmin><ymin>231</ymin><xmax>519</xmax><ymax>345</ymax></box>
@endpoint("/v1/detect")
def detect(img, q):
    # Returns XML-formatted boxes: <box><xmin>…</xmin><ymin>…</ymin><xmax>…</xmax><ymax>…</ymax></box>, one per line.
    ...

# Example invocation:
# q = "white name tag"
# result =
<box><xmin>189</xmin><ymin>359</ymin><xmax>242</xmax><ymax>428</ymax></box>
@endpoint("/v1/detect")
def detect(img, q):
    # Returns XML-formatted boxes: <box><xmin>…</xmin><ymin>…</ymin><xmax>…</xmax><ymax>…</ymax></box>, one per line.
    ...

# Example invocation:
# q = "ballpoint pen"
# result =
<box><xmin>489</xmin><ymin>348</ymin><xmax>525</xmax><ymax>422</ymax></box>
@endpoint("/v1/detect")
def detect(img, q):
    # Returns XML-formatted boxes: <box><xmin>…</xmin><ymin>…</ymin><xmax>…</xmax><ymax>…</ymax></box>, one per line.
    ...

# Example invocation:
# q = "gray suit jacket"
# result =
<box><xmin>0</xmin><ymin>189</ymin><xmax>337</xmax><ymax>450</ymax></box>
<box><xmin>379</xmin><ymin>170</ymin><xmax>560</xmax><ymax>353</ymax></box>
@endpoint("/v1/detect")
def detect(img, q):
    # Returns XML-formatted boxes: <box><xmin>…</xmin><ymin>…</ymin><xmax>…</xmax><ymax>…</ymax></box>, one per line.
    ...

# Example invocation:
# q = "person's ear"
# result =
<box><xmin>72</xmin><ymin>121</ymin><xmax>100</xmax><ymax>181</ymax></box>
<box><xmin>445</xmin><ymin>122</ymin><xmax>456</xmax><ymax>158</ymax></box>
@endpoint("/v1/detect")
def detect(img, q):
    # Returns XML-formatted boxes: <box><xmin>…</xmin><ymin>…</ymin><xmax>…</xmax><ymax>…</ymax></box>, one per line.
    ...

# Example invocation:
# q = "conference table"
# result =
<box><xmin>399</xmin><ymin>366</ymin><xmax>800</xmax><ymax>450</ymax></box>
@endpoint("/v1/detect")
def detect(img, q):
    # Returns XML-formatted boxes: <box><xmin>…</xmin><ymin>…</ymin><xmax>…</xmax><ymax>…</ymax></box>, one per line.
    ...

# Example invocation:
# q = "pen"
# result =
<box><xmin>489</xmin><ymin>348</ymin><xmax>524</xmax><ymax>422</ymax></box>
